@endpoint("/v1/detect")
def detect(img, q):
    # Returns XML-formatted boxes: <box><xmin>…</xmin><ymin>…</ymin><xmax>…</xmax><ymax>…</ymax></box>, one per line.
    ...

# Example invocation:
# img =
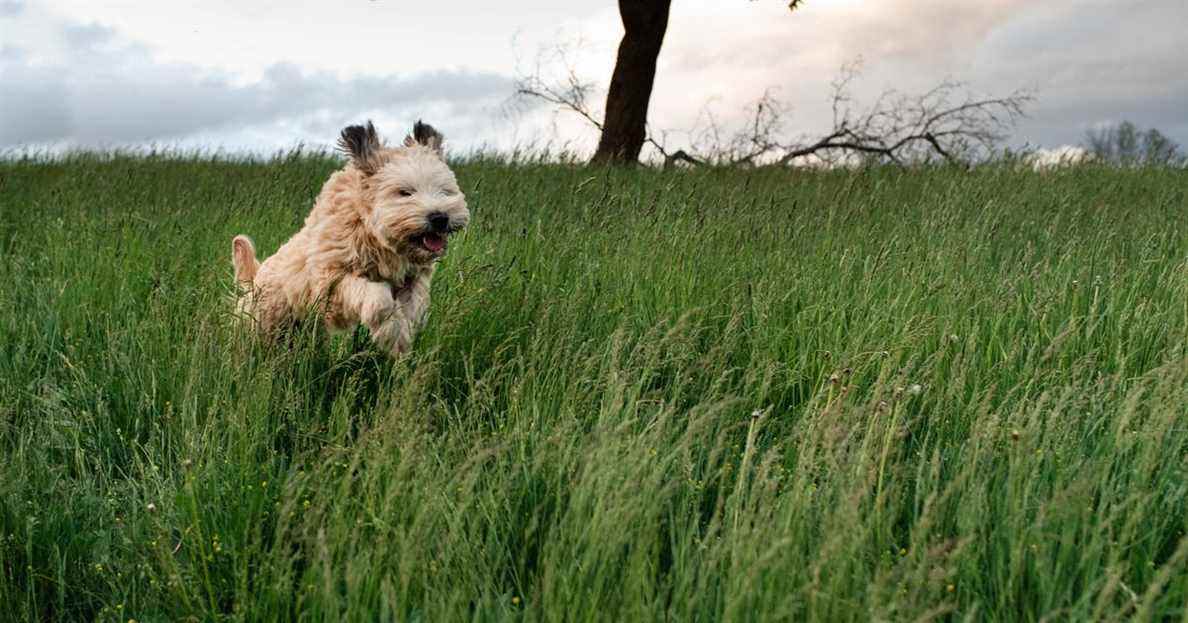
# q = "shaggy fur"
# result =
<box><xmin>231</xmin><ymin>121</ymin><xmax>469</xmax><ymax>356</ymax></box>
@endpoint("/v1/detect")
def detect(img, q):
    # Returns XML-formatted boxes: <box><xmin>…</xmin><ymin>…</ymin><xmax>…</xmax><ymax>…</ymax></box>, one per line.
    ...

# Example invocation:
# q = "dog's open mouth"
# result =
<box><xmin>412</xmin><ymin>232</ymin><xmax>448</xmax><ymax>255</ymax></box>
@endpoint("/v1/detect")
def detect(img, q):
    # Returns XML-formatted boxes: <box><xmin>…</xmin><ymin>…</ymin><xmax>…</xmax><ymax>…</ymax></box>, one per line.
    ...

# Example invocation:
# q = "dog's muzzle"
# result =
<box><xmin>410</xmin><ymin>211</ymin><xmax>462</xmax><ymax>256</ymax></box>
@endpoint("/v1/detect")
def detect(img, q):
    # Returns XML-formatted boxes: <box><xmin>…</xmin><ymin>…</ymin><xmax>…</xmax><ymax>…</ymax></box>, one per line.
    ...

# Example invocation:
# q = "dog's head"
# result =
<box><xmin>337</xmin><ymin>120</ymin><xmax>469</xmax><ymax>264</ymax></box>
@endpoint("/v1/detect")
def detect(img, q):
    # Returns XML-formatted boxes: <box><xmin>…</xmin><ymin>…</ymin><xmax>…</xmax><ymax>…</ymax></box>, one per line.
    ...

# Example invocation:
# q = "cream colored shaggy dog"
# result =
<box><xmin>231</xmin><ymin>120</ymin><xmax>469</xmax><ymax>356</ymax></box>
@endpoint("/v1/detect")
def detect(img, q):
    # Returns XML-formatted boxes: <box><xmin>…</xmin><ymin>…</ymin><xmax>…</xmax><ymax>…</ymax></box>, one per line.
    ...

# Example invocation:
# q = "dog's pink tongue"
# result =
<box><xmin>423</xmin><ymin>233</ymin><xmax>446</xmax><ymax>253</ymax></box>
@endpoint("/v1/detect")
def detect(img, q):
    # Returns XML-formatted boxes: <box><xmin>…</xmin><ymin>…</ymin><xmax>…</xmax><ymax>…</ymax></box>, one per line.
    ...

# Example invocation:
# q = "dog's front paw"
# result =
<box><xmin>370</xmin><ymin>316</ymin><xmax>411</xmax><ymax>357</ymax></box>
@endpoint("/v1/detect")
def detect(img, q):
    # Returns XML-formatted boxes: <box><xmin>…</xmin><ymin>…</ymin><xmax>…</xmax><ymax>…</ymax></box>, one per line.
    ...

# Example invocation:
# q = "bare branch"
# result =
<box><xmin>760</xmin><ymin>64</ymin><xmax>1031</xmax><ymax>167</ymax></box>
<box><xmin>664</xmin><ymin>149</ymin><xmax>704</xmax><ymax>168</ymax></box>
<box><xmin>512</xmin><ymin>41</ymin><xmax>607</xmax><ymax>136</ymax></box>
<box><xmin>513</xmin><ymin>43</ymin><xmax>1033</xmax><ymax>169</ymax></box>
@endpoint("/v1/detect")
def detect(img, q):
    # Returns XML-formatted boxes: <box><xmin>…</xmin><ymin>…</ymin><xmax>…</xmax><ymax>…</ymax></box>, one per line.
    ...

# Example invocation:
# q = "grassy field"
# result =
<box><xmin>0</xmin><ymin>153</ymin><xmax>1186</xmax><ymax>621</ymax></box>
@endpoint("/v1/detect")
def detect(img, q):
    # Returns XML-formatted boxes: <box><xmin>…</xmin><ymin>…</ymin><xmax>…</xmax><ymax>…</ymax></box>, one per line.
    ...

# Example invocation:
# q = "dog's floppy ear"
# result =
<box><xmin>404</xmin><ymin>120</ymin><xmax>445</xmax><ymax>156</ymax></box>
<box><xmin>337</xmin><ymin>121</ymin><xmax>384</xmax><ymax>174</ymax></box>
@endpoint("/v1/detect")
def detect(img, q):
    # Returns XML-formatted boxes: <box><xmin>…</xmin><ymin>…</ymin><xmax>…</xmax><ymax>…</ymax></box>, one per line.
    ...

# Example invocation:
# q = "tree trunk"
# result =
<box><xmin>590</xmin><ymin>0</ymin><xmax>672</xmax><ymax>165</ymax></box>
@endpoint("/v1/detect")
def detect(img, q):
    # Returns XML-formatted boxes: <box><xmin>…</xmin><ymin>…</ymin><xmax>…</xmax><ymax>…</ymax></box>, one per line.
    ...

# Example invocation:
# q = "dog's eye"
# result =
<box><xmin>397</xmin><ymin>188</ymin><xmax>413</xmax><ymax>197</ymax></box>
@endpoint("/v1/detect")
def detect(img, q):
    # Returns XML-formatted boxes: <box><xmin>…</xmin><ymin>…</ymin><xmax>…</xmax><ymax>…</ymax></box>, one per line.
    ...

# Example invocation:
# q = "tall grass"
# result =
<box><xmin>1</xmin><ymin>154</ymin><xmax>1185</xmax><ymax>621</ymax></box>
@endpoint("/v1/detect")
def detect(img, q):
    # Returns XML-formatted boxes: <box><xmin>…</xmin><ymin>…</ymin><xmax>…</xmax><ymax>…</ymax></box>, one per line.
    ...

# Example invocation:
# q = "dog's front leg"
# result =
<box><xmin>337</xmin><ymin>276</ymin><xmax>414</xmax><ymax>356</ymax></box>
<box><xmin>394</xmin><ymin>272</ymin><xmax>433</xmax><ymax>335</ymax></box>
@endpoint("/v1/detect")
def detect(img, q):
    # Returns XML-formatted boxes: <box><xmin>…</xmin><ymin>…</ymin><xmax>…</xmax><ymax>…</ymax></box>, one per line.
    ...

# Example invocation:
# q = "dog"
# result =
<box><xmin>230</xmin><ymin>120</ymin><xmax>469</xmax><ymax>356</ymax></box>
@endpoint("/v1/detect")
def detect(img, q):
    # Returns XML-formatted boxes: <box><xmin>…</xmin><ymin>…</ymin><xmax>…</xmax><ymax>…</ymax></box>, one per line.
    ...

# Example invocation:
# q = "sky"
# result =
<box><xmin>2</xmin><ymin>0</ymin><xmax>1185</xmax><ymax>157</ymax></box>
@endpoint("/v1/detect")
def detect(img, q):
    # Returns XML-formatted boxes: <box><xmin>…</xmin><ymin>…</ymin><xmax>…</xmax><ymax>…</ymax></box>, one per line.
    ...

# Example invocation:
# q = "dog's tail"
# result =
<box><xmin>231</xmin><ymin>235</ymin><xmax>260</xmax><ymax>287</ymax></box>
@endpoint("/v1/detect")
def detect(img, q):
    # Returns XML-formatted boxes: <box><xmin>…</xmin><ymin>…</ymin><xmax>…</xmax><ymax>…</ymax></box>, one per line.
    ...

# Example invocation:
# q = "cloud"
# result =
<box><xmin>975</xmin><ymin>0</ymin><xmax>1188</xmax><ymax>146</ymax></box>
<box><xmin>2</xmin><ymin>0</ymin><xmax>1184</xmax><ymax>155</ymax></box>
<box><xmin>0</xmin><ymin>13</ymin><xmax>521</xmax><ymax>152</ymax></box>
<box><xmin>0</xmin><ymin>1</ymin><xmax>23</xmax><ymax>17</ymax></box>
<box><xmin>632</xmin><ymin>0</ymin><xmax>1037</xmax><ymax>141</ymax></box>
<box><xmin>1026</xmin><ymin>146</ymin><xmax>1094</xmax><ymax>170</ymax></box>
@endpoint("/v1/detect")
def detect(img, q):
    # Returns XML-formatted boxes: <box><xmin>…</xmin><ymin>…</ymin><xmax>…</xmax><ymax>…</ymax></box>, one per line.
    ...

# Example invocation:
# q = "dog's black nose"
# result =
<box><xmin>428</xmin><ymin>212</ymin><xmax>450</xmax><ymax>232</ymax></box>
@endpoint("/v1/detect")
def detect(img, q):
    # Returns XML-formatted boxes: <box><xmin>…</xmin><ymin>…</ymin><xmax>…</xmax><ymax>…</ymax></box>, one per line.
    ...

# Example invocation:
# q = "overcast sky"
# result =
<box><xmin>2</xmin><ymin>0</ymin><xmax>1185</xmax><ymax>156</ymax></box>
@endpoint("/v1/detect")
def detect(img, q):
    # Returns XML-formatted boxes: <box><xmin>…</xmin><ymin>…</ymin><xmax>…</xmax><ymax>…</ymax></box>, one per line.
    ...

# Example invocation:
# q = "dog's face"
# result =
<box><xmin>338</xmin><ymin>121</ymin><xmax>469</xmax><ymax>264</ymax></box>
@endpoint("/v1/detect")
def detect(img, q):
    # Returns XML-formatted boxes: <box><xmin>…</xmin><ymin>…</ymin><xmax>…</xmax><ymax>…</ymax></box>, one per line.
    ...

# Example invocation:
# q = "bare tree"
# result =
<box><xmin>516</xmin><ymin>57</ymin><xmax>1033</xmax><ymax>168</ymax></box>
<box><xmin>590</xmin><ymin>0</ymin><xmax>672</xmax><ymax>165</ymax></box>
<box><xmin>578</xmin><ymin>0</ymin><xmax>806</xmax><ymax>165</ymax></box>
<box><xmin>1084</xmin><ymin>121</ymin><xmax>1185</xmax><ymax>166</ymax></box>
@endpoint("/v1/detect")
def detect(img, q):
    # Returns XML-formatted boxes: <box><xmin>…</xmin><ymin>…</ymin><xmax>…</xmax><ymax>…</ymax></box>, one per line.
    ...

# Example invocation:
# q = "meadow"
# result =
<box><xmin>0</xmin><ymin>153</ymin><xmax>1185</xmax><ymax>621</ymax></box>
